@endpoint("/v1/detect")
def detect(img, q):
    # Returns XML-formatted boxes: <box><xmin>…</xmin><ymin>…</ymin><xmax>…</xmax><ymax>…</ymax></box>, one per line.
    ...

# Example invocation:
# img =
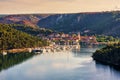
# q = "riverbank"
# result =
<box><xmin>92</xmin><ymin>44</ymin><xmax>120</xmax><ymax>70</ymax></box>
<box><xmin>93</xmin><ymin>56</ymin><xmax>120</xmax><ymax>70</ymax></box>
<box><xmin>0</xmin><ymin>45</ymin><xmax>81</xmax><ymax>55</ymax></box>
<box><xmin>0</xmin><ymin>48</ymin><xmax>34</xmax><ymax>54</ymax></box>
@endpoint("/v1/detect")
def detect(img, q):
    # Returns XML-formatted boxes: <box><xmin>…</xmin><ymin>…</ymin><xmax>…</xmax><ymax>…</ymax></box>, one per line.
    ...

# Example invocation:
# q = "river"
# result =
<box><xmin>0</xmin><ymin>47</ymin><xmax>120</xmax><ymax>80</ymax></box>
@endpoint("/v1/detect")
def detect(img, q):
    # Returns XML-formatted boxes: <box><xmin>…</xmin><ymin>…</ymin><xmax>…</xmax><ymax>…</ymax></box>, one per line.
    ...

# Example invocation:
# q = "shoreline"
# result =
<box><xmin>92</xmin><ymin>57</ymin><xmax>120</xmax><ymax>70</ymax></box>
<box><xmin>0</xmin><ymin>45</ymin><xmax>81</xmax><ymax>54</ymax></box>
<box><xmin>92</xmin><ymin>43</ymin><xmax>120</xmax><ymax>70</ymax></box>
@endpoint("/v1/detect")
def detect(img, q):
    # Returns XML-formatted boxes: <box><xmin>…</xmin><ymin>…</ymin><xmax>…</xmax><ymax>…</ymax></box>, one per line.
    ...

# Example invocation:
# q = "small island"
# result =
<box><xmin>92</xmin><ymin>43</ymin><xmax>120</xmax><ymax>68</ymax></box>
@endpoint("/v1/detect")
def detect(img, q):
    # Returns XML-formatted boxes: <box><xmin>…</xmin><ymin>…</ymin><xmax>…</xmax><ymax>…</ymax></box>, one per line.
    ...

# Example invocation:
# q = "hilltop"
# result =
<box><xmin>0</xmin><ymin>23</ymin><xmax>53</xmax><ymax>36</ymax></box>
<box><xmin>0</xmin><ymin>14</ymin><xmax>50</xmax><ymax>28</ymax></box>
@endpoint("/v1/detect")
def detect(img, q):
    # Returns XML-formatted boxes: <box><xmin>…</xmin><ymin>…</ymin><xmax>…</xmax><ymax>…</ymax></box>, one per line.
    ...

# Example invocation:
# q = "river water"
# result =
<box><xmin>0</xmin><ymin>48</ymin><xmax>120</xmax><ymax>80</ymax></box>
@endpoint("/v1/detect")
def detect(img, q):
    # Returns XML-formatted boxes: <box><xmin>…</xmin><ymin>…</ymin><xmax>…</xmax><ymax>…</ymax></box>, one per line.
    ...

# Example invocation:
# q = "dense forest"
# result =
<box><xmin>0</xmin><ymin>24</ymin><xmax>49</xmax><ymax>50</ymax></box>
<box><xmin>92</xmin><ymin>43</ymin><xmax>120</xmax><ymax>67</ymax></box>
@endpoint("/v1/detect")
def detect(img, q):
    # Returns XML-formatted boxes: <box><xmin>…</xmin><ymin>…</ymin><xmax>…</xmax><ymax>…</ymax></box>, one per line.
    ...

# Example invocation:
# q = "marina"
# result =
<box><xmin>1</xmin><ymin>45</ymin><xmax>81</xmax><ymax>55</ymax></box>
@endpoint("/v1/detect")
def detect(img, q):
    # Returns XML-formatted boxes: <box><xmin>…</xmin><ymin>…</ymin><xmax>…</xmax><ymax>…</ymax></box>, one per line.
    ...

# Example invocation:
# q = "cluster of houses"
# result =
<box><xmin>38</xmin><ymin>32</ymin><xmax>98</xmax><ymax>45</ymax></box>
<box><xmin>80</xmin><ymin>36</ymin><xmax>98</xmax><ymax>45</ymax></box>
<box><xmin>47</xmin><ymin>33</ymin><xmax>81</xmax><ymax>45</ymax></box>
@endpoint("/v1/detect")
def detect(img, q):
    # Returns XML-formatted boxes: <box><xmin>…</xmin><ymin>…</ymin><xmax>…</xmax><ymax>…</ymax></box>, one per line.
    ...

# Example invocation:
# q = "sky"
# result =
<box><xmin>0</xmin><ymin>0</ymin><xmax>120</xmax><ymax>14</ymax></box>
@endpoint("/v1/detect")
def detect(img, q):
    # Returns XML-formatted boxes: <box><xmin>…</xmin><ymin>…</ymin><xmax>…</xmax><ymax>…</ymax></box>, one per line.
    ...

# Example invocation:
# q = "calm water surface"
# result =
<box><xmin>0</xmin><ymin>48</ymin><xmax>120</xmax><ymax>80</ymax></box>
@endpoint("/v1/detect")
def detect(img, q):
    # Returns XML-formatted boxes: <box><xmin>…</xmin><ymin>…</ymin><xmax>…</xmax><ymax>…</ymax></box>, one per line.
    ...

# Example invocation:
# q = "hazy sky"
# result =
<box><xmin>0</xmin><ymin>0</ymin><xmax>120</xmax><ymax>14</ymax></box>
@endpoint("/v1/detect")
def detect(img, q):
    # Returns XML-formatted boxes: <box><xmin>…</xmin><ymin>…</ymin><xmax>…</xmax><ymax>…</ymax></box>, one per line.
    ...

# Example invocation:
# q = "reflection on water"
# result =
<box><xmin>0</xmin><ymin>48</ymin><xmax>120</xmax><ymax>80</ymax></box>
<box><xmin>0</xmin><ymin>53</ymin><xmax>35</xmax><ymax>72</ymax></box>
<box><xmin>94</xmin><ymin>62</ymin><xmax>120</xmax><ymax>80</ymax></box>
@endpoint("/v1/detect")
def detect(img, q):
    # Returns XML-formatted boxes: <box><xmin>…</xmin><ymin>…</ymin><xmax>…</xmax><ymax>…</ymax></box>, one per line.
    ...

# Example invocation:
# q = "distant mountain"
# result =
<box><xmin>37</xmin><ymin>11</ymin><xmax>120</xmax><ymax>37</ymax></box>
<box><xmin>0</xmin><ymin>14</ymin><xmax>53</xmax><ymax>36</ymax></box>
<box><xmin>0</xmin><ymin>14</ymin><xmax>50</xmax><ymax>28</ymax></box>
<box><xmin>0</xmin><ymin>15</ymin><xmax>5</xmax><ymax>18</ymax></box>
<box><xmin>1</xmin><ymin>11</ymin><xmax>120</xmax><ymax>37</ymax></box>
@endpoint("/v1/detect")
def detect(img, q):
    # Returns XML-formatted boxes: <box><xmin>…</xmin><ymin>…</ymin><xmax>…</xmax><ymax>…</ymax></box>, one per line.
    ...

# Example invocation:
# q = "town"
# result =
<box><xmin>37</xmin><ymin>32</ymin><xmax>98</xmax><ymax>46</ymax></box>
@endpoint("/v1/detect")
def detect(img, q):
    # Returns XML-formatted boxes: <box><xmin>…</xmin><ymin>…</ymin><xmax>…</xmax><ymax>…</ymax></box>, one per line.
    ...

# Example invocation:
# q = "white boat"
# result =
<box><xmin>32</xmin><ymin>49</ymin><xmax>43</xmax><ymax>54</ymax></box>
<box><xmin>2</xmin><ymin>51</ymin><xmax>7</xmax><ymax>55</ymax></box>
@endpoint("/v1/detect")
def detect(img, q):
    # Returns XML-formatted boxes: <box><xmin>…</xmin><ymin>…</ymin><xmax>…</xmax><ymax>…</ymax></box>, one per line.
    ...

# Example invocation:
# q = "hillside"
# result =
<box><xmin>0</xmin><ymin>14</ymin><xmax>50</xmax><ymax>28</ymax></box>
<box><xmin>1</xmin><ymin>11</ymin><xmax>120</xmax><ymax>37</ymax></box>
<box><xmin>37</xmin><ymin>11</ymin><xmax>120</xmax><ymax>37</ymax></box>
<box><xmin>0</xmin><ymin>24</ymin><xmax>48</xmax><ymax>50</ymax></box>
<box><xmin>0</xmin><ymin>24</ymin><xmax>53</xmax><ymax>36</ymax></box>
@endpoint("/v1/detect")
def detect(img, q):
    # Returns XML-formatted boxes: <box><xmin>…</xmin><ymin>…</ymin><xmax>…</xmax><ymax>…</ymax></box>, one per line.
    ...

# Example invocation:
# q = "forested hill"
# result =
<box><xmin>0</xmin><ymin>24</ymin><xmax>53</xmax><ymax>36</ymax></box>
<box><xmin>92</xmin><ymin>43</ymin><xmax>120</xmax><ymax>67</ymax></box>
<box><xmin>37</xmin><ymin>11</ymin><xmax>120</xmax><ymax>37</ymax></box>
<box><xmin>0</xmin><ymin>24</ymin><xmax>49</xmax><ymax>50</ymax></box>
